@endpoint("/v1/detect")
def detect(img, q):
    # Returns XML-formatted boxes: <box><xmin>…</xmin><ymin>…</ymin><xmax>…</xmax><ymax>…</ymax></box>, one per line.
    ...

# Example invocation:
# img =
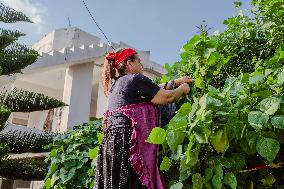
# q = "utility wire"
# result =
<box><xmin>82</xmin><ymin>0</ymin><xmax>115</xmax><ymax>50</ymax></box>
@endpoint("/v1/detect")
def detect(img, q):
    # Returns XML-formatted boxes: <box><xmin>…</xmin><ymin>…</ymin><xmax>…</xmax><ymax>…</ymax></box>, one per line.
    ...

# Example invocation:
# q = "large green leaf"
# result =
<box><xmin>224</xmin><ymin>172</ymin><xmax>237</xmax><ymax>189</ymax></box>
<box><xmin>259</xmin><ymin>97</ymin><xmax>281</xmax><ymax>115</ymax></box>
<box><xmin>177</xmin><ymin>102</ymin><xmax>192</xmax><ymax>116</ymax></box>
<box><xmin>194</xmin><ymin>125</ymin><xmax>211</xmax><ymax>143</ymax></box>
<box><xmin>210</xmin><ymin>129</ymin><xmax>229</xmax><ymax>154</ymax></box>
<box><xmin>147</xmin><ymin>127</ymin><xmax>166</xmax><ymax>144</ymax></box>
<box><xmin>271</xmin><ymin>115</ymin><xmax>284</xmax><ymax>129</ymax></box>
<box><xmin>212</xmin><ymin>174</ymin><xmax>222</xmax><ymax>189</ymax></box>
<box><xmin>248</xmin><ymin>111</ymin><xmax>269</xmax><ymax>131</ymax></box>
<box><xmin>256</xmin><ymin>137</ymin><xmax>280</xmax><ymax>162</ymax></box>
<box><xmin>167</xmin><ymin>130</ymin><xmax>186</xmax><ymax>152</ymax></box>
<box><xmin>203</xmin><ymin>168</ymin><xmax>213</xmax><ymax>182</ymax></box>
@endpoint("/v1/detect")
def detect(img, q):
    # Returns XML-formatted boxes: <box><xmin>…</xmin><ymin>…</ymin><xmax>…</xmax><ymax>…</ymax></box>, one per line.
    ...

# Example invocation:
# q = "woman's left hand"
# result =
<box><xmin>174</xmin><ymin>76</ymin><xmax>194</xmax><ymax>86</ymax></box>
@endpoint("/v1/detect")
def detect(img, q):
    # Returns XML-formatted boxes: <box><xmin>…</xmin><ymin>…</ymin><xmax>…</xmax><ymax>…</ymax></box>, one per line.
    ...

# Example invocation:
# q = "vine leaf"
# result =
<box><xmin>210</xmin><ymin>129</ymin><xmax>229</xmax><ymax>154</ymax></box>
<box><xmin>271</xmin><ymin>115</ymin><xmax>284</xmax><ymax>129</ymax></box>
<box><xmin>259</xmin><ymin>97</ymin><xmax>281</xmax><ymax>115</ymax></box>
<box><xmin>256</xmin><ymin>137</ymin><xmax>280</xmax><ymax>162</ymax></box>
<box><xmin>147</xmin><ymin>127</ymin><xmax>166</xmax><ymax>144</ymax></box>
<box><xmin>160</xmin><ymin>156</ymin><xmax>171</xmax><ymax>171</ymax></box>
<box><xmin>248</xmin><ymin>111</ymin><xmax>269</xmax><ymax>131</ymax></box>
<box><xmin>224</xmin><ymin>172</ymin><xmax>237</xmax><ymax>189</ymax></box>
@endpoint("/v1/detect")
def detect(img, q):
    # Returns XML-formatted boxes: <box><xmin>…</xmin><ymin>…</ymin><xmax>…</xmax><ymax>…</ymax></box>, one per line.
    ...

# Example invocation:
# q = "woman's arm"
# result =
<box><xmin>151</xmin><ymin>83</ymin><xmax>190</xmax><ymax>105</ymax></box>
<box><xmin>158</xmin><ymin>77</ymin><xmax>194</xmax><ymax>90</ymax></box>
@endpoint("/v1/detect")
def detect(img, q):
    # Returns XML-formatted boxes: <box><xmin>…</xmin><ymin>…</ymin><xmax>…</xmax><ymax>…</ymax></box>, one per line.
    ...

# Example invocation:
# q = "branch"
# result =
<box><xmin>0</xmin><ymin>3</ymin><xmax>32</xmax><ymax>23</ymax></box>
<box><xmin>0</xmin><ymin>87</ymin><xmax>67</xmax><ymax>112</ymax></box>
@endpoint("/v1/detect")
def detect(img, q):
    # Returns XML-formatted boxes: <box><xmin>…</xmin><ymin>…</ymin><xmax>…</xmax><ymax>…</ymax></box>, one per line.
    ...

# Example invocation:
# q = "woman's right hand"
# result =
<box><xmin>179</xmin><ymin>83</ymin><xmax>191</xmax><ymax>94</ymax></box>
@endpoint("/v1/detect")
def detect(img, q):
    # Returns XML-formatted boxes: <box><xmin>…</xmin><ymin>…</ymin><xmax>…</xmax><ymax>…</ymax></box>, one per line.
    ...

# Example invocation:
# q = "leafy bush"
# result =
<box><xmin>0</xmin><ymin>157</ymin><xmax>47</xmax><ymax>180</ymax></box>
<box><xmin>147</xmin><ymin>0</ymin><xmax>284</xmax><ymax>188</ymax></box>
<box><xmin>0</xmin><ymin>124</ymin><xmax>57</xmax><ymax>153</ymax></box>
<box><xmin>44</xmin><ymin>119</ymin><xmax>103</xmax><ymax>189</ymax></box>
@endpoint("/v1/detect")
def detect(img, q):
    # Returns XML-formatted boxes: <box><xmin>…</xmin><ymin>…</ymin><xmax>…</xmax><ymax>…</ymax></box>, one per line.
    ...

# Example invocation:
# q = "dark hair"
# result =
<box><xmin>102</xmin><ymin>49</ymin><xmax>137</xmax><ymax>96</ymax></box>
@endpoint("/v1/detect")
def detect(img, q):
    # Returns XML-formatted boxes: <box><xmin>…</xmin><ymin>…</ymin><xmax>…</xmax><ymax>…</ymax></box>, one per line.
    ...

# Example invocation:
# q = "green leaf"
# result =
<box><xmin>194</xmin><ymin>125</ymin><xmax>211</xmax><ymax>143</ymax></box>
<box><xmin>183</xmin><ymin>35</ymin><xmax>201</xmax><ymax>52</ymax></box>
<box><xmin>248</xmin><ymin>111</ymin><xmax>269</xmax><ymax>131</ymax></box>
<box><xmin>160</xmin><ymin>156</ymin><xmax>171</xmax><ymax>171</ymax></box>
<box><xmin>147</xmin><ymin>127</ymin><xmax>166</xmax><ymax>144</ymax></box>
<box><xmin>249</xmin><ymin>74</ymin><xmax>265</xmax><ymax>84</ymax></box>
<box><xmin>50</xmin><ymin>149</ymin><xmax>57</xmax><ymax>157</ymax></box>
<box><xmin>195</xmin><ymin>77</ymin><xmax>205</xmax><ymax>89</ymax></box>
<box><xmin>97</xmin><ymin>132</ymin><xmax>104</xmax><ymax>144</ymax></box>
<box><xmin>167</xmin><ymin>130</ymin><xmax>186</xmax><ymax>152</ymax></box>
<box><xmin>170</xmin><ymin>182</ymin><xmax>183</xmax><ymax>189</ymax></box>
<box><xmin>259</xmin><ymin>97</ymin><xmax>281</xmax><ymax>115</ymax></box>
<box><xmin>214</xmin><ymin>165</ymin><xmax>223</xmax><ymax>179</ymax></box>
<box><xmin>212</xmin><ymin>174</ymin><xmax>222</xmax><ymax>189</ymax></box>
<box><xmin>241</xmin><ymin>73</ymin><xmax>250</xmax><ymax>84</ymax></box>
<box><xmin>89</xmin><ymin>146</ymin><xmax>99</xmax><ymax>160</ymax></box>
<box><xmin>246</xmin><ymin>131</ymin><xmax>259</xmax><ymax>154</ymax></box>
<box><xmin>204</xmin><ymin>168</ymin><xmax>213</xmax><ymax>182</ymax></box>
<box><xmin>45</xmin><ymin>178</ymin><xmax>52</xmax><ymax>189</ymax></box>
<box><xmin>224</xmin><ymin>172</ymin><xmax>237</xmax><ymax>189</ymax></box>
<box><xmin>251</xmin><ymin>90</ymin><xmax>272</xmax><ymax>99</ymax></box>
<box><xmin>51</xmin><ymin>163</ymin><xmax>58</xmax><ymax>173</ymax></box>
<box><xmin>271</xmin><ymin>115</ymin><xmax>284</xmax><ymax>129</ymax></box>
<box><xmin>256</xmin><ymin>137</ymin><xmax>280</xmax><ymax>162</ymax></box>
<box><xmin>199</xmin><ymin>94</ymin><xmax>222</xmax><ymax>110</ymax></box>
<box><xmin>192</xmin><ymin>173</ymin><xmax>203</xmax><ymax>189</ymax></box>
<box><xmin>228</xmin><ymin>154</ymin><xmax>245</xmax><ymax>171</ymax></box>
<box><xmin>210</xmin><ymin>129</ymin><xmax>229</xmax><ymax>154</ymax></box>
<box><xmin>177</xmin><ymin>102</ymin><xmax>192</xmax><ymax>116</ymax></box>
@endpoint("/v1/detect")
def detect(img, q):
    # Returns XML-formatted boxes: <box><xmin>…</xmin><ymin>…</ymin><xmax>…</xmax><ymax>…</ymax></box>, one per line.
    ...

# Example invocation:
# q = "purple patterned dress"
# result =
<box><xmin>94</xmin><ymin>74</ymin><xmax>165</xmax><ymax>189</ymax></box>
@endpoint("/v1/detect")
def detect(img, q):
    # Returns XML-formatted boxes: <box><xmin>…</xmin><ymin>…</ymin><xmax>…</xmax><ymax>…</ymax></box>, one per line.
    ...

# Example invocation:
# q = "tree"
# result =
<box><xmin>0</xmin><ymin>3</ymin><xmax>66</xmax><ymax>181</ymax></box>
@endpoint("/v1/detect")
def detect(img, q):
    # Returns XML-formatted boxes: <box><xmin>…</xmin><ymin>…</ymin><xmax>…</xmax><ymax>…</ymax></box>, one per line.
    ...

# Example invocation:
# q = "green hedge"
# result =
<box><xmin>0</xmin><ymin>157</ymin><xmax>47</xmax><ymax>180</ymax></box>
<box><xmin>0</xmin><ymin>124</ymin><xmax>57</xmax><ymax>153</ymax></box>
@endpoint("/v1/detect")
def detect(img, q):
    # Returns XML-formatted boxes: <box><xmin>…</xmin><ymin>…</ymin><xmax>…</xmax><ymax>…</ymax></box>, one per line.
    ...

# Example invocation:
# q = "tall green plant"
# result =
<box><xmin>148</xmin><ymin>0</ymin><xmax>284</xmax><ymax>188</ymax></box>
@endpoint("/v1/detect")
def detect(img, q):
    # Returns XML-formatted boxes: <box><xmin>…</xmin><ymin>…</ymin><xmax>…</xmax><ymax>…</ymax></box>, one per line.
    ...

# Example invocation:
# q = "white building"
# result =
<box><xmin>1</xmin><ymin>27</ymin><xmax>166</xmax><ymax>132</ymax></box>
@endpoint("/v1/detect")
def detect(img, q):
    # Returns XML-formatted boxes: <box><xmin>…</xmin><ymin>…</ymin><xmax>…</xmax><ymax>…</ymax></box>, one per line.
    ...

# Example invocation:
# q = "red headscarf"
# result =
<box><xmin>105</xmin><ymin>48</ymin><xmax>138</xmax><ymax>68</ymax></box>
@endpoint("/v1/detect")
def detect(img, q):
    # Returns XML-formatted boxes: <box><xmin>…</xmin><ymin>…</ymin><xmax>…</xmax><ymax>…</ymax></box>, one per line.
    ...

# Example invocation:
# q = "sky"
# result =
<box><xmin>0</xmin><ymin>0</ymin><xmax>251</xmax><ymax>65</ymax></box>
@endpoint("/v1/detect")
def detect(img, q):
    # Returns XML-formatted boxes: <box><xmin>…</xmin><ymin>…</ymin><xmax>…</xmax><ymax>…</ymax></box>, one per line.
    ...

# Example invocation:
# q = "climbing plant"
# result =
<box><xmin>148</xmin><ymin>0</ymin><xmax>284</xmax><ymax>188</ymax></box>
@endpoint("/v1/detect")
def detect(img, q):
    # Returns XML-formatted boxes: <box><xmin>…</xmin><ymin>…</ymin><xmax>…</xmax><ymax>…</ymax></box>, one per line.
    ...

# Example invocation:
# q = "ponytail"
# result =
<box><xmin>102</xmin><ymin>59</ymin><xmax>116</xmax><ymax>96</ymax></box>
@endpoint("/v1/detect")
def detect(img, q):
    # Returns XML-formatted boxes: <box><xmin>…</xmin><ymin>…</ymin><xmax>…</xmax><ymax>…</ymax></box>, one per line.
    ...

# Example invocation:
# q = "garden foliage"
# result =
<box><xmin>44</xmin><ymin>119</ymin><xmax>102</xmax><ymax>189</ymax></box>
<box><xmin>148</xmin><ymin>0</ymin><xmax>284</xmax><ymax>188</ymax></box>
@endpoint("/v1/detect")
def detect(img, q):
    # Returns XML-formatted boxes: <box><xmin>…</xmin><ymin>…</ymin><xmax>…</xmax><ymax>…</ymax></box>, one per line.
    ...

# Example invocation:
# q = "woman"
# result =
<box><xmin>95</xmin><ymin>48</ymin><xmax>192</xmax><ymax>189</ymax></box>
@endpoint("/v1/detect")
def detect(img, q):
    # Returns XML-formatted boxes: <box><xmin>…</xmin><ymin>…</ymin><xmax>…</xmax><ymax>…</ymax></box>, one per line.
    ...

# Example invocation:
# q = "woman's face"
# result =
<box><xmin>127</xmin><ymin>55</ymin><xmax>144</xmax><ymax>74</ymax></box>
